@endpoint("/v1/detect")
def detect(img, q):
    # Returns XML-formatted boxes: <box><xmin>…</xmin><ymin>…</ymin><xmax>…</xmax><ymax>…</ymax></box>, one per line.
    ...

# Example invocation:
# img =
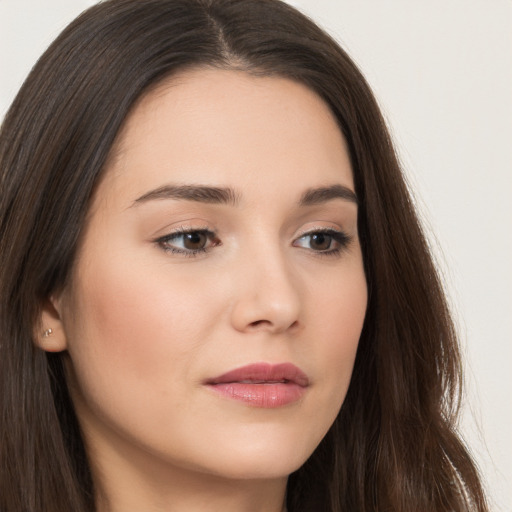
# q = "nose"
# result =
<box><xmin>229</xmin><ymin>247</ymin><xmax>302</xmax><ymax>335</ymax></box>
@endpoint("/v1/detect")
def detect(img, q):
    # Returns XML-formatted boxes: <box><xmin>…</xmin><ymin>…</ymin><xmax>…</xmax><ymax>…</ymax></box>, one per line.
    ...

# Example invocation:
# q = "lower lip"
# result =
<box><xmin>207</xmin><ymin>382</ymin><xmax>306</xmax><ymax>408</ymax></box>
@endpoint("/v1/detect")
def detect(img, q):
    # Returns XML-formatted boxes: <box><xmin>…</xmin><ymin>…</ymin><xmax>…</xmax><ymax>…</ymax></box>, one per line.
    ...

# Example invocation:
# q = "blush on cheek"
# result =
<box><xmin>70</xmin><ymin>255</ymin><xmax>209</xmax><ymax>383</ymax></box>
<box><xmin>317</xmin><ymin>278</ymin><xmax>366</xmax><ymax>406</ymax></box>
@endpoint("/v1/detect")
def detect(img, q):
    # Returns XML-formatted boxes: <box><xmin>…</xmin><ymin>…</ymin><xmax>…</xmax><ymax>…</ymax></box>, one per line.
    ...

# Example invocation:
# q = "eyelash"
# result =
<box><xmin>156</xmin><ymin>227</ymin><xmax>220</xmax><ymax>257</ymax></box>
<box><xmin>293</xmin><ymin>228</ymin><xmax>352</xmax><ymax>257</ymax></box>
<box><xmin>155</xmin><ymin>227</ymin><xmax>352</xmax><ymax>258</ymax></box>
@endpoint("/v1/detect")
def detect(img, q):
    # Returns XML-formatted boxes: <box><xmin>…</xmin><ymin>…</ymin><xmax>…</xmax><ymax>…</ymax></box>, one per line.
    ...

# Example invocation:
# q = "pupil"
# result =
<box><xmin>184</xmin><ymin>232</ymin><xmax>206</xmax><ymax>250</ymax></box>
<box><xmin>311</xmin><ymin>233</ymin><xmax>331</xmax><ymax>250</ymax></box>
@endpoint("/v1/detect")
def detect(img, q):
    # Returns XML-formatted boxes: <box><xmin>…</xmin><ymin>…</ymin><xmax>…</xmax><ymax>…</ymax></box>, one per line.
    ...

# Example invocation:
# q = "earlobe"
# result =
<box><xmin>35</xmin><ymin>295</ymin><xmax>68</xmax><ymax>352</ymax></box>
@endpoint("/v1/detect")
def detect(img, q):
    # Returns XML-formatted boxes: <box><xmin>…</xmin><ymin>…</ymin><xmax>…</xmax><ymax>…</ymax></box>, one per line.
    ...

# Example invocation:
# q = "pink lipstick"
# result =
<box><xmin>205</xmin><ymin>362</ymin><xmax>309</xmax><ymax>408</ymax></box>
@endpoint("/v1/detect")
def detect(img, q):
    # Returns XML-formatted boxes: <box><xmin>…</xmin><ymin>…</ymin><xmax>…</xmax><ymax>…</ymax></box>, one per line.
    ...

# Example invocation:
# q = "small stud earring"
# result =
<box><xmin>43</xmin><ymin>328</ymin><xmax>53</xmax><ymax>338</ymax></box>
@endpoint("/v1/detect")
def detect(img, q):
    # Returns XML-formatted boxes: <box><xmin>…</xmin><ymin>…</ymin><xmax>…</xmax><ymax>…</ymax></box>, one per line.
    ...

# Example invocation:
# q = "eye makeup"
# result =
<box><xmin>155</xmin><ymin>227</ymin><xmax>221</xmax><ymax>257</ymax></box>
<box><xmin>154</xmin><ymin>224</ymin><xmax>352</xmax><ymax>259</ymax></box>
<box><xmin>292</xmin><ymin>227</ymin><xmax>352</xmax><ymax>258</ymax></box>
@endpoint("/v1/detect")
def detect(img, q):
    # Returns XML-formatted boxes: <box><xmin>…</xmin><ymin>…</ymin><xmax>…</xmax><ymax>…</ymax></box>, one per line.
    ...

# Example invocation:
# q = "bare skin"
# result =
<box><xmin>38</xmin><ymin>68</ymin><xmax>367</xmax><ymax>512</ymax></box>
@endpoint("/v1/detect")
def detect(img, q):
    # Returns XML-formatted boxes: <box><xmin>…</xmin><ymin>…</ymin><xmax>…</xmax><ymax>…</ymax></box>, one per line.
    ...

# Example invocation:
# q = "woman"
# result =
<box><xmin>0</xmin><ymin>0</ymin><xmax>489</xmax><ymax>511</ymax></box>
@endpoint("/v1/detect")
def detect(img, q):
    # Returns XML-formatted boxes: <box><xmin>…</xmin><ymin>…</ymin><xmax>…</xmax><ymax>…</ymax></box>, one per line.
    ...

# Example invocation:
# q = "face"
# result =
<box><xmin>49</xmin><ymin>69</ymin><xmax>367</xmax><ymax>487</ymax></box>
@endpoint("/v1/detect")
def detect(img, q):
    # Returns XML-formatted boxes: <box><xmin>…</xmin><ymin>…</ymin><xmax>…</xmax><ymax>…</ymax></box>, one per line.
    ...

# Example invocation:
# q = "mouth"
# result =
<box><xmin>204</xmin><ymin>362</ymin><xmax>309</xmax><ymax>408</ymax></box>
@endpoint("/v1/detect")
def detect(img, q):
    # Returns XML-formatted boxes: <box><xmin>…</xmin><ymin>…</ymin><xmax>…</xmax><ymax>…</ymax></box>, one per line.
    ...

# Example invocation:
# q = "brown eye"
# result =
<box><xmin>293</xmin><ymin>229</ymin><xmax>351</xmax><ymax>255</ymax></box>
<box><xmin>157</xmin><ymin>229</ymin><xmax>219</xmax><ymax>255</ymax></box>
<box><xmin>183</xmin><ymin>232</ymin><xmax>208</xmax><ymax>250</ymax></box>
<box><xmin>309</xmin><ymin>233</ymin><xmax>332</xmax><ymax>251</ymax></box>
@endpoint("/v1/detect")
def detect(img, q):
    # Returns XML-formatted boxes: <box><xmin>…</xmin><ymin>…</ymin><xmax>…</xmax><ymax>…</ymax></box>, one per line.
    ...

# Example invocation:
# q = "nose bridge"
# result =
<box><xmin>230</xmin><ymin>230</ymin><xmax>301</xmax><ymax>333</ymax></box>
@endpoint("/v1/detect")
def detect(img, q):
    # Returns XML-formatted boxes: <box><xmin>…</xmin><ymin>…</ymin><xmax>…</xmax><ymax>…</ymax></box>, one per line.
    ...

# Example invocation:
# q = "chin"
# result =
<box><xmin>182</xmin><ymin>427</ymin><xmax>323</xmax><ymax>481</ymax></box>
<box><xmin>202</xmin><ymin>452</ymin><xmax>307</xmax><ymax>481</ymax></box>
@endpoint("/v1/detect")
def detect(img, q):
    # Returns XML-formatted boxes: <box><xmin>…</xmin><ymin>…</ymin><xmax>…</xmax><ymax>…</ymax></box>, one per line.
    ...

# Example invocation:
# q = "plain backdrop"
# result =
<box><xmin>1</xmin><ymin>1</ymin><xmax>511</xmax><ymax>510</ymax></box>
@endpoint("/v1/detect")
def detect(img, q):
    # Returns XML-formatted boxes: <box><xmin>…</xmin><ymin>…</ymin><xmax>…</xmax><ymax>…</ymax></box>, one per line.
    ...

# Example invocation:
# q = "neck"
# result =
<box><xmin>86</xmin><ymin>430</ymin><xmax>288</xmax><ymax>512</ymax></box>
<box><xmin>95</xmin><ymin>468</ymin><xmax>288</xmax><ymax>512</ymax></box>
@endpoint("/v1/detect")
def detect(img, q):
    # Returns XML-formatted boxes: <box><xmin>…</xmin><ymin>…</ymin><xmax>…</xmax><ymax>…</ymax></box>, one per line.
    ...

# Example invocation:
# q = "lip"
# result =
<box><xmin>205</xmin><ymin>362</ymin><xmax>309</xmax><ymax>408</ymax></box>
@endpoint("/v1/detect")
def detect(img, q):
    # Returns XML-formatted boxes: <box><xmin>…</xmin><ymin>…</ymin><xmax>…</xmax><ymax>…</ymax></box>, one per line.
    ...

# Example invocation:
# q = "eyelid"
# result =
<box><xmin>293</xmin><ymin>224</ymin><xmax>349</xmax><ymax>241</ymax></box>
<box><xmin>292</xmin><ymin>226</ymin><xmax>353</xmax><ymax>256</ymax></box>
<box><xmin>154</xmin><ymin>226</ymin><xmax>220</xmax><ymax>257</ymax></box>
<box><xmin>152</xmin><ymin>224</ymin><xmax>352</xmax><ymax>258</ymax></box>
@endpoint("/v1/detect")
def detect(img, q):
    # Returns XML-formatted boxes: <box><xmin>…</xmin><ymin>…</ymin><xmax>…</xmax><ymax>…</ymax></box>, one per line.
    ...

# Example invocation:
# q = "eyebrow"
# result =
<box><xmin>132</xmin><ymin>184</ymin><xmax>240</xmax><ymax>207</ymax></box>
<box><xmin>131</xmin><ymin>183</ymin><xmax>357</xmax><ymax>207</ymax></box>
<box><xmin>299</xmin><ymin>184</ymin><xmax>358</xmax><ymax>206</ymax></box>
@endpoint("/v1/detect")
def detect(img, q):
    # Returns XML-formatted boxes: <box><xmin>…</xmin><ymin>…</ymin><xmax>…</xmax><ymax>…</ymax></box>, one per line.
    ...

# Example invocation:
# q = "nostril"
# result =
<box><xmin>249</xmin><ymin>320</ymin><xmax>270</xmax><ymax>328</ymax></box>
<box><xmin>247</xmin><ymin>319</ymin><xmax>300</xmax><ymax>332</ymax></box>
<box><xmin>289</xmin><ymin>320</ymin><xmax>299</xmax><ymax>330</ymax></box>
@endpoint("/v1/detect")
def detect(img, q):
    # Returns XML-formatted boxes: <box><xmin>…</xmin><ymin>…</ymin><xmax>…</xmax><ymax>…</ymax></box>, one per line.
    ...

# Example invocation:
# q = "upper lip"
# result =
<box><xmin>205</xmin><ymin>362</ymin><xmax>310</xmax><ymax>387</ymax></box>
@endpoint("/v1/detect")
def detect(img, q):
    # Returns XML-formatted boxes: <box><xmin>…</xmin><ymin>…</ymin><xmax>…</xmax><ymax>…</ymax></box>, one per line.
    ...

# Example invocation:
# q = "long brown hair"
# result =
<box><xmin>0</xmin><ymin>0</ymin><xmax>488</xmax><ymax>510</ymax></box>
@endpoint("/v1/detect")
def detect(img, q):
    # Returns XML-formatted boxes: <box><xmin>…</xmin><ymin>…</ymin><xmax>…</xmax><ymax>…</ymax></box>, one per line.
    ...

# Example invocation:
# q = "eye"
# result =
<box><xmin>293</xmin><ymin>229</ymin><xmax>351</xmax><ymax>255</ymax></box>
<box><xmin>155</xmin><ymin>228</ymin><xmax>220</xmax><ymax>256</ymax></box>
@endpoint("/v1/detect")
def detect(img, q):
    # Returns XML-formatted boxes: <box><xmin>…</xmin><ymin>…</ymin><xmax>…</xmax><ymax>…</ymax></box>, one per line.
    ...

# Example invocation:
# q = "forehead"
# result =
<box><xmin>100</xmin><ymin>67</ymin><xmax>354</xmax><ymax>207</ymax></box>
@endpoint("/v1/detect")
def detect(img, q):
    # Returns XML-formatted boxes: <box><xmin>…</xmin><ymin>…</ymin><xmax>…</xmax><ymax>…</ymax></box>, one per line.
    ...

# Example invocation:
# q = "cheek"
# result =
<box><xmin>63</xmin><ymin>253</ymin><xmax>220</xmax><ymax>414</ymax></box>
<box><xmin>308</xmin><ymin>259</ymin><xmax>367</xmax><ymax>409</ymax></box>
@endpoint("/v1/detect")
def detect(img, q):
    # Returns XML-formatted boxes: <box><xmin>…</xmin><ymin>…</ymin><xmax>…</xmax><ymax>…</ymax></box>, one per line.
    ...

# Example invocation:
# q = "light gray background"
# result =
<box><xmin>1</xmin><ymin>1</ymin><xmax>510</xmax><ymax>510</ymax></box>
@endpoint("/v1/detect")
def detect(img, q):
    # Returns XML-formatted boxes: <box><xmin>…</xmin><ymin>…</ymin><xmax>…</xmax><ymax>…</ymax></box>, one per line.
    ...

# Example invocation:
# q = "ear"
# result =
<box><xmin>34</xmin><ymin>293</ymin><xmax>68</xmax><ymax>352</ymax></box>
